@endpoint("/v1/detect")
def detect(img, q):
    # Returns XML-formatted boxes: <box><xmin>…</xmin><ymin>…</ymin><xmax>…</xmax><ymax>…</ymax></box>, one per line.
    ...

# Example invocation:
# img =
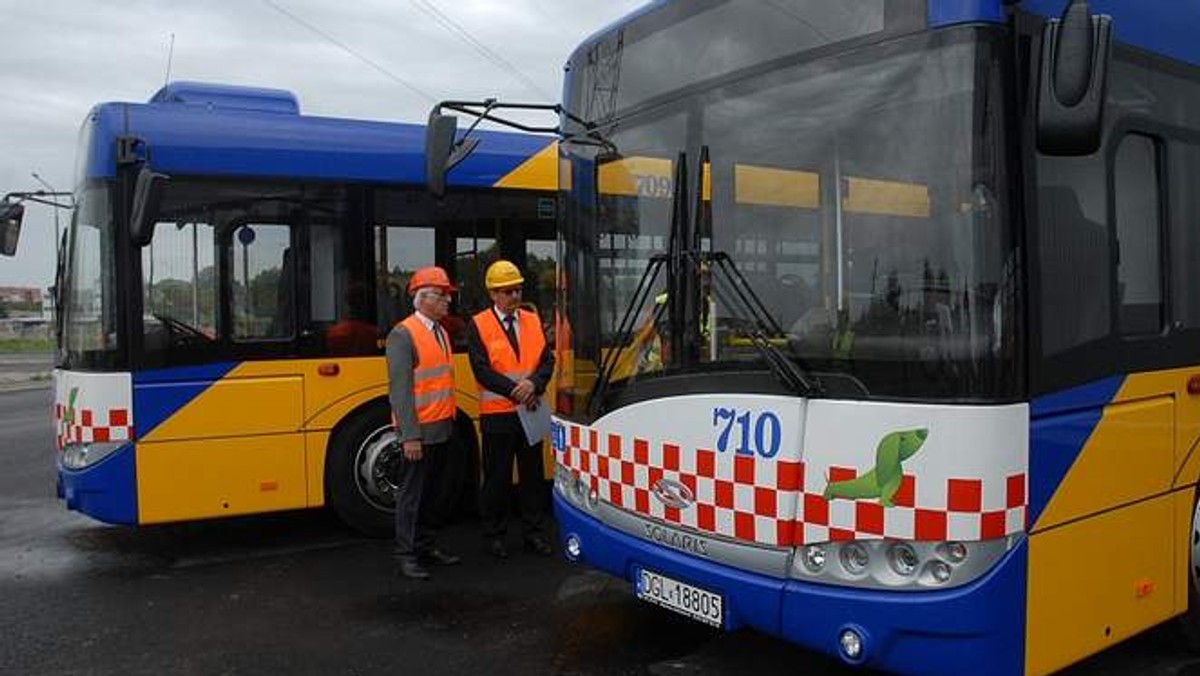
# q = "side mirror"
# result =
<box><xmin>1036</xmin><ymin>0</ymin><xmax>1113</xmax><ymax>156</ymax></box>
<box><xmin>129</xmin><ymin>168</ymin><xmax>168</xmax><ymax>247</ymax></box>
<box><xmin>0</xmin><ymin>202</ymin><xmax>24</xmax><ymax>256</ymax></box>
<box><xmin>425</xmin><ymin>112</ymin><xmax>479</xmax><ymax>198</ymax></box>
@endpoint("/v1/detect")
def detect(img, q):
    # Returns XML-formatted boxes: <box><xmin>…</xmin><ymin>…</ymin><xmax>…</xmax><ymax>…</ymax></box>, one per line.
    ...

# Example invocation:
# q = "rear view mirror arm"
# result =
<box><xmin>3</xmin><ymin>191</ymin><xmax>75</xmax><ymax>210</ymax></box>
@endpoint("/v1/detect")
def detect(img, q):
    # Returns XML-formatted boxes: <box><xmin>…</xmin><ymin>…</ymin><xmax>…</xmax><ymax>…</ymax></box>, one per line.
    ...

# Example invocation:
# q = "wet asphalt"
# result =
<box><xmin>0</xmin><ymin>385</ymin><xmax>1196</xmax><ymax>675</ymax></box>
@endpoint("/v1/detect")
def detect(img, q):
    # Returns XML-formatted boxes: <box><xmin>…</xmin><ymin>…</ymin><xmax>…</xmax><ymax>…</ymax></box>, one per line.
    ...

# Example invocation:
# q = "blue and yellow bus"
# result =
<box><xmin>538</xmin><ymin>1</ymin><xmax>1200</xmax><ymax>674</ymax></box>
<box><xmin>44</xmin><ymin>81</ymin><xmax>557</xmax><ymax>536</ymax></box>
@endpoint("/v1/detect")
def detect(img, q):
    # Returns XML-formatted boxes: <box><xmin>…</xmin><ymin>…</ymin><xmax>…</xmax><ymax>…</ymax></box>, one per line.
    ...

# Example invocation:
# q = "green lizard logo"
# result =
<box><xmin>822</xmin><ymin>428</ymin><xmax>928</xmax><ymax>507</ymax></box>
<box><xmin>65</xmin><ymin>386</ymin><xmax>80</xmax><ymax>423</ymax></box>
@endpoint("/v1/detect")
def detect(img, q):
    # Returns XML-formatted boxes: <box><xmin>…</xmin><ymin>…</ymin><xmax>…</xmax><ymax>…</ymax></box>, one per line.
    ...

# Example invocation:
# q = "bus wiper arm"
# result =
<box><xmin>588</xmin><ymin>151</ymin><xmax>691</xmax><ymax>415</ymax></box>
<box><xmin>704</xmin><ymin>251</ymin><xmax>823</xmax><ymax>397</ymax></box>
<box><xmin>586</xmin><ymin>253</ymin><xmax>669</xmax><ymax>416</ymax></box>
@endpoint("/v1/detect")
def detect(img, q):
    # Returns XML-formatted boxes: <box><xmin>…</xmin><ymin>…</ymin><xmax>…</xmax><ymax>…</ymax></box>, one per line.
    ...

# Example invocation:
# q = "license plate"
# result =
<box><xmin>635</xmin><ymin>568</ymin><xmax>723</xmax><ymax>627</ymax></box>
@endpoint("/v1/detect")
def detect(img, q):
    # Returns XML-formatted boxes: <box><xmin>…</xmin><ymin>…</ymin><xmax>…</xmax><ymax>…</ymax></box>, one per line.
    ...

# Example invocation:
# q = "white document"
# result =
<box><xmin>517</xmin><ymin>396</ymin><xmax>552</xmax><ymax>446</ymax></box>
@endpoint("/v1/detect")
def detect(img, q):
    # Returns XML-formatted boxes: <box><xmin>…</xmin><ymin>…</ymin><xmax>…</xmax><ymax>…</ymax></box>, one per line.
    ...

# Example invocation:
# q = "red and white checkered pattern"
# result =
<box><xmin>54</xmin><ymin>403</ymin><xmax>133</xmax><ymax>450</ymax></box>
<box><xmin>560</xmin><ymin>424</ymin><xmax>801</xmax><ymax>546</ymax></box>
<box><xmin>558</xmin><ymin>423</ymin><xmax>1026</xmax><ymax>547</ymax></box>
<box><xmin>797</xmin><ymin>465</ymin><xmax>1026</xmax><ymax>544</ymax></box>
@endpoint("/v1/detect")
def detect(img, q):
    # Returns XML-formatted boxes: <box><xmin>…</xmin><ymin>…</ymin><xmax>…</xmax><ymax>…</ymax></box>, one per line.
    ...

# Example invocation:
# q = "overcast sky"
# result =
<box><xmin>0</xmin><ymin>0</ymin><xmax>644</xmax><ymax>289</ymax></box>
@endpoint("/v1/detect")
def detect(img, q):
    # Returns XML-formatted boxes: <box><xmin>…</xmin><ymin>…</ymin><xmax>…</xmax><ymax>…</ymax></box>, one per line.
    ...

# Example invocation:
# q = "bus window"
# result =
<box><xmin>309</xmin><ymin>224</ymin><xmax>340</xmax><ymax>325</ymax></box>
<box><xmin>1037</xmin><ymin>153</ymin><xmax>1110</xmax><ymax>357</ymax></box>
<box><xmin>230</xmin><ymin>223</ymin><xmax>293</xmax><ymax>341</ymax></box>
<box><xmin>1113</xmin><ymin>134</ymin><xmax>1164</xmax><ymax>336</ymax></box>
<box><xmin>1171</xmin><ymin>142</ymin><xmax>1200</xmax><ymax>329</ymax></box>
<box><xmin>141</xmin><ymin>220</ymin><xmax>217</xmax><ymax>355</ymax></box>
<box><xmin>376</xmin><ymin>225</ymin><xmax>435</xmax><ymax>328</ymax></box>
<box><xmin>312</xmin><ymin>222</ymin><xmax>377</xmax><ymax>356</ymax></box>
<box><xmin>525</xmin><ymin>238</ymin><xmax>556</xmax><ymax>339</ymax></box>
<box><xmin>455</xmin><ymin>235</ymin><xmax>499</xmax><ymax>315</ymax></box>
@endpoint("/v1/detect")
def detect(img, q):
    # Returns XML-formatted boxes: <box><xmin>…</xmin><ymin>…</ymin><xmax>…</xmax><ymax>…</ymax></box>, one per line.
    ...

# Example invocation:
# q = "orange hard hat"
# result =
<box><xmin>407</xmin><ymin>266</ymin><xmax>457</xmax><ymax>294</ymax></box>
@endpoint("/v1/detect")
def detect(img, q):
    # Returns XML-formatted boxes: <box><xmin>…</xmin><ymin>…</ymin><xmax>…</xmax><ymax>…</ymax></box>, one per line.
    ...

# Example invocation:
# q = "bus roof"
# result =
<box><xmin>573</xmin><ymin>1</ymin><xmax>1200</xmax><ymax>74</ymax></box>
<box><xmin>962</xmin><ymin>1</ymin><xmax>1200</xmax><ymax>68</ymax></box>
<box><xmin>82</xmin><ymin>81</ymin><xmax>557</xmax><ymax>190</ymax></box>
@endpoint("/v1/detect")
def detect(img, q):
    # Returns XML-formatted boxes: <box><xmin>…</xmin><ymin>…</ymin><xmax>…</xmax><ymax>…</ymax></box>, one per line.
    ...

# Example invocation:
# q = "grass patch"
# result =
<box><xmin>0</xmin><ymin>339</ymin><xmax>54</xmax><ymax>354</ymax></box>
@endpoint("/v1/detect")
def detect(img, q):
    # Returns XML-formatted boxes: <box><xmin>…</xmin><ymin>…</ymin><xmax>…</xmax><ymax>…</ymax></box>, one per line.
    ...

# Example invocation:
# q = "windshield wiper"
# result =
<box><xmin>586</xmin><ymin>253</ymin><xmax>667</xmax><ymax>416</ymax></box>
<box><xmin>587</xmin><ymin>150</ymin><xmax>692</xmax><ymax>416</ymax></box>
<box><xmin>703</xmin><ymin>250</ymin><xmax>823</xmax><ymax>397</ymax></box>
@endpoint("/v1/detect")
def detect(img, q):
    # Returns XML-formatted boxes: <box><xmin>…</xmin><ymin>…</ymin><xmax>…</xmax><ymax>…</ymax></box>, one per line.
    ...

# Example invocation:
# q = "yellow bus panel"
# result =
<box><xmin>494</xmin><ymin>140</ymin><xmax>559</xmax><ymax>191</ymax></box>
<box><xmin>1033</xmin><ymin>394</ymin><xmax>1174</xmax><ymax>531</ymax></box>
<box><xmin>843</xmin><ymin>176</ymin><xmax>931</xmax><ymax>218</ymax></box>
<box><xmin>306</xmin><ymin>430</ymin><xmax>332</xmax><ymax>508</ymax></box>
<box><xmin>1025</xmin><ymin>493</ymin><xmax>1176</xmax><ymax>676</ymax></box>
<box><xmin>1175</xmin><ymin>488</ymin><xmax>1193</xmax><ymax>616</ymax></box>
<box><xmin>137</xmin><ymin>434</ymin><xmax>307</xmax><ymax>523</ymax></box>
<box><xmin>599</xmin><ymin>156</ymin><xmax>674</xmax><ymax>198</ymax></box>
<box><xmin>139</xmin><ymin>372</ymin><xmax>304</xmax><ymax>443</ymax></box>
<box><xmin>734</xmin><ymin>164</ymin><xmax>820</xmax><ymax>208</ymax></box>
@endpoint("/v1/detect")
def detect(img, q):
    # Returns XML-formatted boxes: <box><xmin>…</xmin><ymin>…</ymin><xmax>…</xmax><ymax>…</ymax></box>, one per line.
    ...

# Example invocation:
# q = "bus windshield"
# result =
<box><xmin>62</xmin><ymin>183</ymin><xmax>120</xmax><ymax>369</ymax></box>
<box><xmin>558</xmin><ymin>28</ymin><xmax>1020</xmax><ymax>415</ymax></box>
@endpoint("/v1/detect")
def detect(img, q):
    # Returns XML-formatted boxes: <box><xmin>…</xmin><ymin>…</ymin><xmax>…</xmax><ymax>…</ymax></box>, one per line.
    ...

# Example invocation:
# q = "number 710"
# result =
<box><xmin>711</xmin><ymin>408</ymin><xmax>781</xmax><ymax>458</ymax></box>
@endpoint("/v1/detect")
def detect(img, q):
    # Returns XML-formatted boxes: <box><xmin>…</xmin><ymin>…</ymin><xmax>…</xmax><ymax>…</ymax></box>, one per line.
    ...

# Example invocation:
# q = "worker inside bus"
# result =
<box><xmin>325</xmin><ymin>282</ymin><xmax>380</xmax><ymax>355</ymax></box>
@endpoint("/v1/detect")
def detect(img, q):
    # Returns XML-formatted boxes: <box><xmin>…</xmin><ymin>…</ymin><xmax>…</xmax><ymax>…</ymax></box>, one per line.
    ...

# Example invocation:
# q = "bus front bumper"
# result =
<box><xmin>554</xmin><ymin>492</ymin><xmax>1027</xmax><ymax>676</ymax></box>
<box><xmin>57</xmin><ymin>442</ymin><xmax>138</xmax><ymax>525</ymax></box>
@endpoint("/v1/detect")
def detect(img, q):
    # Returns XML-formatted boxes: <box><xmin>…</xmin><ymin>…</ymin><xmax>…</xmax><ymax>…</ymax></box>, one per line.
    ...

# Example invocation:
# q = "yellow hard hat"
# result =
<box><xmin>485</xmin><ymin>260</ymin><xmax>524</xmax><ymax>290</ymax></box>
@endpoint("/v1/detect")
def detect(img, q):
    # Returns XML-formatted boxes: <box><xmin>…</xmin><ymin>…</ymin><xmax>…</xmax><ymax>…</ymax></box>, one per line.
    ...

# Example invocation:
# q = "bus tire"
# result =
<box><xmin>325</xmin><ymin>402</ymin><xmax>396</xmax><ymax>538</ymax></box>
<box><xmin>1180</xmin><ymin>486</ymin><xmax>1200</xmax><ymax>652</ymax></box>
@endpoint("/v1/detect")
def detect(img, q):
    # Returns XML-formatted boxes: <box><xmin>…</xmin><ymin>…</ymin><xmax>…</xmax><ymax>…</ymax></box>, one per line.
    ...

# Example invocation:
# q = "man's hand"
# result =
<box><xmin>402</xmin><ymin>439</ymin><xmax>423</xmax><ymax>461</ymax></box>
<box><xmin>510</xmin><ymin>378</ymin><xmax>536</xmax><ymax>406</ymax></box>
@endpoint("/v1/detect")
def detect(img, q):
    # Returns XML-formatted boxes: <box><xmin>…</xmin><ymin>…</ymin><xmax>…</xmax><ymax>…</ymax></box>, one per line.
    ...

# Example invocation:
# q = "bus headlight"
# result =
<box><xmin>840</xmin><ymin>543</ymin><xmax>870</xmax><ymax>574</ymax></box>
<box><xmin>803</xmin><ymin>544</ymin><xmax>827</xmax><ymax>573</ymax></box>
<box><xmin>61</xmin><ymin>441</ymin><xmax>125</xmax><ymax>470</ymax></box>
<box><xmin>554</xmin><ymin>464</ymin><xmax>572</xmax><ymax>496</ymax></box>
<box><xmin>791</xmin><ymin>536</ymin><xmax>1020</xmax><ymax>590</ymax></box>
<box><xmin>555</xmin><ymin>465</ymin><xmax>600</xmax><ymax>513</ymax></box>
<box><xmin>887</xmin><ymin>543</ymin><xmax>919</xmax><ymax>577</ymax></box>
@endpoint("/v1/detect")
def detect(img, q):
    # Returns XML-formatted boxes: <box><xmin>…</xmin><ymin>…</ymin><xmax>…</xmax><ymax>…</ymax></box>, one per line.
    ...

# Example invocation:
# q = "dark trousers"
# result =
<box><xmin>480</xmin><ymin>416</ymin><xmax>545</xmax><ymax>540</ymax></box>
<box><xmin>393</xmin><ymin>441</ymin><xmax>449</xmax><ymax>559</ymax></box>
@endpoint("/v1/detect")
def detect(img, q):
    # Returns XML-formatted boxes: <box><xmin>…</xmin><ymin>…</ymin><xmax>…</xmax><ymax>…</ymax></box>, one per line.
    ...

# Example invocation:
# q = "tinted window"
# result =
<box><xmin>571</xmin><ymin>0</ymin><xmax>924</xmax><ymax>121</ymax></box>
<box><xmin>142</xmin><ymin>220</ymin><xmax>217</xmax><ymax>354</ymax></box>
<box><xmin>1171</xmin><ymin>142</ymin><xmax>1200</xmax><ymax>329</ymax></box>
<box><xmin>376</xmin><ymin>225</ymin><xmax>435</xmax><ymax>328</ymax></box>
<box><xmin>64</xmin><ymin>185</ymin><xmax>120</xmax><ymax>367</ymax></box>
<box><xmin>1113</xmin><ymin>134</ymin><xmax>1163</xmax><ymax>336</ymax></box>
<box><xmin>1037</xmin><ymin>153</ymin><xmax>1110</xmax><ymax>356</ymax></box>
<box><xmin>230</xmin><ymin>223</ymin><xmax>293</xmax><ymax>341</ymax></box>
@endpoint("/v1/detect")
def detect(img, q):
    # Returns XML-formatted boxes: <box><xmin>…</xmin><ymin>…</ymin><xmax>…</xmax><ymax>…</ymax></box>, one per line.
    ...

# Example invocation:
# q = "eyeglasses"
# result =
<box><xmin>420</xmin><ymin>290</ymin><xmax>452</xmax><ymax>301</ymax></box>
<box><xmin>495</xmin><ymin>288</ymin><xmax>522</xmax><ymax>296</ymax></box>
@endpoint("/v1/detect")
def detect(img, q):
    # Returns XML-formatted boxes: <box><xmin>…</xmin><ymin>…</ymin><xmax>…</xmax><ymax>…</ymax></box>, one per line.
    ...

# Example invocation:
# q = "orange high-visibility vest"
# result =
<box><xmin>473</xmin><ymin>308</ymin><xmax>546</xmax><ymax>415</ymax></box>
<box><xmin>399</xmin><ymin>314</ymin><xmax>456</xmax><ymax>424</ymax></box>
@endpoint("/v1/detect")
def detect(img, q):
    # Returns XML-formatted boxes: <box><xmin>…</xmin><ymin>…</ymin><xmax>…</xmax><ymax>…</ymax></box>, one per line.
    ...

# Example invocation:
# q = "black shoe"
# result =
<box><xmin>488</xmin><ymin>539</ymin><xmax>509</xmax><ymax>559</ymax></box>
<box><xmin>524</xmin><ymin>536</ymin><xmax>553</xmax><ymax>557</ymax></box>
<box><xmin>396</xmin><ymin>558</ymin><xmax>431</xmax><ymax>580</ymax></box>
<box><xmin>422</xmin><ymin>549</ymin><xmax>462</xmax><ymax>567</ymax></box>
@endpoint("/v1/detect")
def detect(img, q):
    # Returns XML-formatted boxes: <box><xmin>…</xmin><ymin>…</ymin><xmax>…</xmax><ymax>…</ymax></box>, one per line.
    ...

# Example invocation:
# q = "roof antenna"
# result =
<box><xmin>163</xmin><ymin>33</ymin><xmax>175</xmax><ymax>87</ymax></box>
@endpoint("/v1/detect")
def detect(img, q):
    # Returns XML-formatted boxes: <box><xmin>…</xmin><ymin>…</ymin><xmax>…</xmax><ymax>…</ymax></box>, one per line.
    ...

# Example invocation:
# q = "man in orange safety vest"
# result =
<box><xmin>387</xmin><ymin>266</ymin><xmax>462</xmax><ymax>580</ymax></box>
<box><xmin>467</xmin><ymin>260</ymin><xmax>555</xmax><ymax>559</ymax></box>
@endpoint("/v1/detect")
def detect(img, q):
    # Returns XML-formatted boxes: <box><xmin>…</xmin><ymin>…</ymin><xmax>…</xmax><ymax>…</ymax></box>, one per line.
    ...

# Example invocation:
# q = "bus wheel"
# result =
<box><xmin>1180</xmin><ymin>489</ymin><xmax>1200</xmax><ymax>651</ymax></box>
<box><xmin>326</xmin><ymin>403</ymin><xmax>397</xmax><ymax>537</ymax></box>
